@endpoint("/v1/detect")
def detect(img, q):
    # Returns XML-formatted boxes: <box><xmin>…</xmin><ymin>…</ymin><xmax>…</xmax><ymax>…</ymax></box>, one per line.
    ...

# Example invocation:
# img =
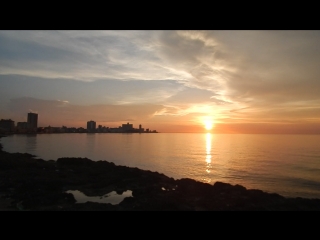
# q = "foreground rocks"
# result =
<box><xmin>1</xmin><ymin>146</ymin><xmax>320</xmax><ymax>211</ymax></box>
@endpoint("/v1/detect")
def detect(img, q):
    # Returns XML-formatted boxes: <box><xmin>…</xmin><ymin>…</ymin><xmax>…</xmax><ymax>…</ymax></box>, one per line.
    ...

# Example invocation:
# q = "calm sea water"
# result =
<box><xmin>1</xmin><ymin>133</ymin><xmax>320</xmax><ymax>199</ymax></box>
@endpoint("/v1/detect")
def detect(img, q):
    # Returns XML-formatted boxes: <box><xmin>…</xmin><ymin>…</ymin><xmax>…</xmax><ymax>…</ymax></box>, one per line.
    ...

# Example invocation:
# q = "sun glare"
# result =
<box><xmin>204</xmin><ymin>119</ymin><xmax>214</xmax><ymax>131</ymax></box>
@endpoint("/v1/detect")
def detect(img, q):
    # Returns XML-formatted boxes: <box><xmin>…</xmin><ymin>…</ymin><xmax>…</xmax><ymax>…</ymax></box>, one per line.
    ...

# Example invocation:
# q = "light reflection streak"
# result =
<box><xmin>205</xmin><ymin>133</ymin><xmax>212</xmax><ymax>182</ymax></box>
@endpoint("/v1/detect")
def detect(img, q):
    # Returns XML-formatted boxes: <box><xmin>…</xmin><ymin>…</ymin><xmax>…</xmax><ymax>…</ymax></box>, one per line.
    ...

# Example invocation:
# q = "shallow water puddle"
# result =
<box><xmin>66</xmin><ymin>190</ymin><xmax>132</xmax><ymax>205</ymax></box>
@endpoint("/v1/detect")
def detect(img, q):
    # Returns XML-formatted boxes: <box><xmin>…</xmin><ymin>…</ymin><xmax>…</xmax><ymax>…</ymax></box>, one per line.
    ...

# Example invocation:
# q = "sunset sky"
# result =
<box><xmin>1</xmin><ymin>30</ymin><xmax>320</xmax><ymax>133</ymax></box>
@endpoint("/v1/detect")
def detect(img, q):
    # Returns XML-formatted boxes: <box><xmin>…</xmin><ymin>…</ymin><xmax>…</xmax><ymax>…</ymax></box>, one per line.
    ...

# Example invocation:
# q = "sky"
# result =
<box><xmin>1</xmin><ymin>30</ymin><xmax>320</xmax><ymax>133</ymax></box>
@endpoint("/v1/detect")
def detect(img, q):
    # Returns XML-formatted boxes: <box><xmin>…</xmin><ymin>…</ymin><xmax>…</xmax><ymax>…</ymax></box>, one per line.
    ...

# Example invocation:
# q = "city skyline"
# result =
<box><xmin>0</xmin><ymin>111</ymin><xmax>157</xmax><ymax>134</ymax></box>
<box><xmin>1</xmin><ymin>30</ymin><xmax>320</xmax><ymax>133</ymax></box>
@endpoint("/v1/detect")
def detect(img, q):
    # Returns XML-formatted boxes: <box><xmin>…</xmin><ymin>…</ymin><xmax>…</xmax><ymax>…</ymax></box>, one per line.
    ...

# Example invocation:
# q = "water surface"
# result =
<box><xmin>2</xmin><ymin>133</ymin><xmax>320</xmax><ymax>199</ymax></box>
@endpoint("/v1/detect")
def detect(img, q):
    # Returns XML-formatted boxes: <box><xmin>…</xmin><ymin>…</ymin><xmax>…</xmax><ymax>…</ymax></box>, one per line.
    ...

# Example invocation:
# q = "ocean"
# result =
<box><xmin>1</xmin><ymin>133</ymin><xmax>320</xmax><ymax>199</ymax></box>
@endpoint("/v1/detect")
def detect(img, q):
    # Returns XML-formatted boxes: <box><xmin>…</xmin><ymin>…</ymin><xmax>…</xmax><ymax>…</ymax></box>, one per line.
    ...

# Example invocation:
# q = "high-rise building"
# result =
<box><xmin>87</xmin><ymin>120</ymin><xmax>96</xmax><ymax>132</ymax></box>
<box><xmin>27</xmin><ymin>112</ymin><xmax>38</xmax><ymax>132</ymax></box>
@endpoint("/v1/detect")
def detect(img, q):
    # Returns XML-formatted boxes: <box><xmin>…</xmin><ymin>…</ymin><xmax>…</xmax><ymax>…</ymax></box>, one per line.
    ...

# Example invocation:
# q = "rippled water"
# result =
<box><xmin>2</xmin><ymin>133</ymin><xmax>320</xmax><ymax>199</ymax></box>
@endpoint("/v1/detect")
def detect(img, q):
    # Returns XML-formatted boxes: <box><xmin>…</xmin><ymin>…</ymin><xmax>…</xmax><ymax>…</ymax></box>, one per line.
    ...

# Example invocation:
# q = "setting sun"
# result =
<box><xmin>204</xmin><ymin>119</ymin><xmax>214</xmax><ymax>130</ymax></box>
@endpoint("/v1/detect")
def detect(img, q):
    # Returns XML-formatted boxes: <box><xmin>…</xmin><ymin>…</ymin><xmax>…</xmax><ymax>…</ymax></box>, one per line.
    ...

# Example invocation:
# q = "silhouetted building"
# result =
<box><xmin>16</xmin><ymin>122</ymin><xmax>28</xmax><ymax>133</ymax></box>
<box><xmin>122</xmin><ymin>122</ymin><xmax>133</xmax><ymax>132</ymax></box>
<box><xmin>0</xmin><ymin>119</ymin><xmax>15</xmax><ymax>133</ymax></box>
<box><xmin>87</xmin><ymin>120</ymin><xmax>96</xmax><ymax>133</ymax></box>
<box><xmin>27</xmin><ymin>112</ymin><xmax>38</xmax><ymax>132</ymax></box>
<box><xmin>77</xmin><ymin>127</ymin><xmax>87</xmax><ymax>133</ymax></box>
<box><xmin>139</xmin><ymin>124</ymin><xmax>144</xmax><ymax>133</ymax></box>
<box><xmin>17</xmin><ymin>122</ymin><xmax>28</xmax><ymax>129</ymax></box>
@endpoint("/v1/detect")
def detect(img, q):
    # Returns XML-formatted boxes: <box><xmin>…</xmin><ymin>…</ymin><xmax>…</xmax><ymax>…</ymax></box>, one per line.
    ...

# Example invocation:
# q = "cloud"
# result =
<box><xmin>0</xmin><ymin>75</ymin><xmax>186</xmax><ymax>105</ymax></box>
<box><xmin>1</xmin><ymin>31</ymin><xmax>320</xmax><ymax>132</ymax></box>
<box><xmin>0</xmin><ymin>30</ymin><xmax>229</xmax><ymax>92</ymax></box>
<box><xmin>0</xmin><ymin>31</ymin><xmax>192</xmax><ymax>82</ymax></box>
<box><xmin>207</xmin><ymin>31</ymin><xmax>320</xmax><ymax>101</ymax></box>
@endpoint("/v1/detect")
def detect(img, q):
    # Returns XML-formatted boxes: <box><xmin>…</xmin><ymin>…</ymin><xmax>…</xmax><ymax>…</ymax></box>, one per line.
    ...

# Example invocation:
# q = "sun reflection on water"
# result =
<box><xmin>204</xmin><ymin>133</ymin><xmax>212</xmax><ymax>182</ymax></box>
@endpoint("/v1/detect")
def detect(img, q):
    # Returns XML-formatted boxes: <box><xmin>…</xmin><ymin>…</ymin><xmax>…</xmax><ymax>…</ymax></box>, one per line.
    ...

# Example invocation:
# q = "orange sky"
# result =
<box><xmin>1</xmin><ymin>30</ymin><xmax>320</xmax><ymax>133</ymax></box>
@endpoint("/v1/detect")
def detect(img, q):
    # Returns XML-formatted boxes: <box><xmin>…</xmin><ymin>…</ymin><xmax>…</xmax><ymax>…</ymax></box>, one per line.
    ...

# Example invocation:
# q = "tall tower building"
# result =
<box><xmin>87</xmin><ymin>120</ymin><xmax>96</xmax><ymax>133</ymax></box>
<box><xmin>27</xmin><ymin>112</ymin><xmax>38</xmax><ymax>132</ymax></box>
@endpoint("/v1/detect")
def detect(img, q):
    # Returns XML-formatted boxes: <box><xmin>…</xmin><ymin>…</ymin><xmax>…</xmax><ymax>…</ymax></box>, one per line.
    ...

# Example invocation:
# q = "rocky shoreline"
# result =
<box><xmin>1</xmin><ymin>138</ymin><xmax>320</xmax><ymax>211</ymax></box>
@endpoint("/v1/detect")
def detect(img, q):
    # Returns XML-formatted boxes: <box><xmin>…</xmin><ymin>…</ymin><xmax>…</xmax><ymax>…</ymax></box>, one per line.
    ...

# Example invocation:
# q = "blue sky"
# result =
<box><xmin>1</xmin><ymin>30</ymin><xmax>320</xmax><ymax>133</ymax></box>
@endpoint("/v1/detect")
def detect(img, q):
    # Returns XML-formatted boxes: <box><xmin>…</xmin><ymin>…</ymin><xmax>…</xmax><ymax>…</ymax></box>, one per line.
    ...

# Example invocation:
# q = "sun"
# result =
<box><xmin>204</xmin><ymin>119</ymin><xmax>214</xmax><ymax>131</ymax></box>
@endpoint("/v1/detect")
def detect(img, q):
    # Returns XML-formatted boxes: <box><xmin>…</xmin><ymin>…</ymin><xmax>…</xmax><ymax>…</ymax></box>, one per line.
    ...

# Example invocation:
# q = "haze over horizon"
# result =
<box><xmin>1</xmin><ymin>30</ymin><xmax>320</xmax><ymax>133</ymax></box>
